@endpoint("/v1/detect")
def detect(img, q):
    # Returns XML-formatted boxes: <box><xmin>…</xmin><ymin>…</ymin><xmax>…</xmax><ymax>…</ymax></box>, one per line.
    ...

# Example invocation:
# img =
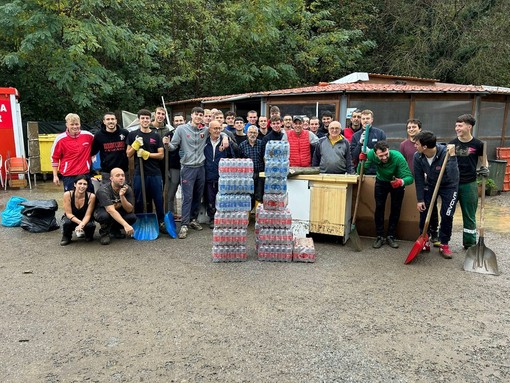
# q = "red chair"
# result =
<box><xmin>4</xmin><ymin>157</ymin><xmax>32</xmax><ymax>190</ymax></box>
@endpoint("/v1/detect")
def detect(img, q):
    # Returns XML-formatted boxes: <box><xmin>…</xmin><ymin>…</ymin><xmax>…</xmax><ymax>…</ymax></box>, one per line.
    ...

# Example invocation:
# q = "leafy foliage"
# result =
<box><xmin>0</xmin><ymin>0</ymin><xmax>508</xmax><ymax>122</ymax></box>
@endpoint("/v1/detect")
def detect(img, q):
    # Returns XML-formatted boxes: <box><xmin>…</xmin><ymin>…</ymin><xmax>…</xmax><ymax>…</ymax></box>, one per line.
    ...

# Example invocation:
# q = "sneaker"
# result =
<box><xmin>100</xmin><ymin>235</ymin><xmax>111</xmax><ymax>245</ymax></box>
<box><xmin>431</xmin><ymin>235</ymin><xmax>441</xmax><ymax>247</ymax></box>
<box><xmin>386</xmin><ymin>236</ymin><xmax>399</xmax><ymax>249</ymax></box>
<box><xmin>60</xmin><ymin>236</ymin><xmax>71</xmax><ymax>246</ymax></box>
<box><xmin>159</xmin><ymin>222</ymin><xmax>167</xmax><ymax>235</ymax></box>
<box><xmin>189</xmin><ymin>219</ymin><xmax>203</xmax><ymax>231</ymax></box>
<box><xmin>439</xmin><ymin>244</ymin><xmax>453</xmax><ymax>259</ymax></box>
<box><xmin>422</xmin><ymin>240</ymin><xmax>431</xmax><ymax>252</ymax></box>
<box><xmin>208</xmin><ymin>219</ymin><xmax>214</xmax><ymax>229</ymax></box>
<box><xmin>178</xmin><ymin>225</ymin><xmax>188</xmax><ymax>239</ymax></box>
<box><xmin>373</xmin><ymin>236</ymin><xmax>385</xmax><ymax>249</ymax></box>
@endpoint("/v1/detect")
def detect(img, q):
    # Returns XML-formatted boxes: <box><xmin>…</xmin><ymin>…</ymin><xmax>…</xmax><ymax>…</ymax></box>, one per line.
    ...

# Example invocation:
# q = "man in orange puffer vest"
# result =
<box><xmin>287</xmin><ymin>116</ymin><xmax>319</xmax><ymax>167</ymax></box>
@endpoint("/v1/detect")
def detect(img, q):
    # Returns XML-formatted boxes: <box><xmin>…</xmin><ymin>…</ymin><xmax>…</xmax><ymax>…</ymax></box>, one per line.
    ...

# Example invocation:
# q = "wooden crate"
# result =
<box><xmin>309</xmin><ymin>183</ymin><xmax>347</xmax><ymax>236</ymax></box>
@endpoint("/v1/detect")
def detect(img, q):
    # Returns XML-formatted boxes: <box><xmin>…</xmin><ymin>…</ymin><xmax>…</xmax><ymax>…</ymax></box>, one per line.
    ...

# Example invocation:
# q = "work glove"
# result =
<box><xmin>137</xmin><ymin>149</ymin><xmax>150</xmax><ymax>160</ymax></box>
<box><xmin>477</xmin><ymin>165</ymin><xmax>489</xmax><ymax>178</ymax></box>
<box><xmin>359</xmin><ymin>152</ymin><xmax>367</xmax><ymax>161</ymax></box>
<box><xmin>390</xmin><ymin>178</ymin><xmax>404</xmax><ymax>188</ymax></box>
<box><xmin>131</xmin><ymin>136</ymin><xmax>144</xmax><ymax>151</ymax></box>
<box><xmin>359</xmin><ymin>131</ymin><xmax>365</xmax><ymax>144</ymax></box>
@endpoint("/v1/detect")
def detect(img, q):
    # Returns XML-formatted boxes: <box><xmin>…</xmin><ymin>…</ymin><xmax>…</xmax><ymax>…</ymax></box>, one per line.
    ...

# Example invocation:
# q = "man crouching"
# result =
<box><xmin>94</xmin><ymin>168</ymin><xmax>136</xmax><ymax>245</ymax></box>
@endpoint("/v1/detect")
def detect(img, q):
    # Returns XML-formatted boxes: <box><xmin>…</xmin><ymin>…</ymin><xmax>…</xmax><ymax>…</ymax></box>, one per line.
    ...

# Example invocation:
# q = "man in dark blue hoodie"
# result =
<box><xmin>414</xmin><ymin>131</ymin><xmax>459</xmax><ymax>259</ymax></box>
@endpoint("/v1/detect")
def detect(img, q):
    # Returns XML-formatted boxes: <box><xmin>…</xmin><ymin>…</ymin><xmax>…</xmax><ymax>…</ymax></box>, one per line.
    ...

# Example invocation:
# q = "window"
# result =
<box><xmin>349</xmin><ymin>100</ymin><xmax>409</xmax><ymax>139</ymax></box>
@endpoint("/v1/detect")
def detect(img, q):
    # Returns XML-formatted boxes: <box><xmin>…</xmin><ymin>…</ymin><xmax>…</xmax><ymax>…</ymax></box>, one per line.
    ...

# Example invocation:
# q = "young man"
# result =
<box><xmin>126</xmin><ymin>109</ymin><xmax>165</xmax><ymax>231</ymax></box>
<box><xmin>414</xmin><ymin>131</ymin><xmax>459</xmax><ymax>258</ymax></box>
<box><xmin>302</xmin><ymin>116</ymin><xmax>310</xmax><ymax>131</ymax></box>
<box><xmin>173</xmin><ymin>113</ymin><xmax>185</xmax><ymax>128</ymax></box>
<box><xmin>225</xmin><ymin>111</ymin><xmax>236</xmax><ymax>134</ymax></box>
<box><xmin>257</xmin><ymin>115</ymin><xmax>269</xmax><ymax>140</ymax></box>
<box><xmin>91</xmin><ymin>112</ymin><xmax>130</xmax><ymax>183</ymax></box>
<box><xmin>287</xmin><ymin>116</ymin><xmax>319</xmax><ymax>167</ymax></box>
<box><xmin>309</xmin><ymin>116</ymin><xmax>320</xmax><ymax>136</ymax></box>
<box><xmin>151</xmin><ymin>107</ymin><xmax>172</xmax><ymax>190</ymax></box>
<box><xmin>203</xmin><ymin>109</ymin><xmax>213</xmax><ymax>127</ymax></box>
<box><xmin>261</xmin><ymin>116</ymin><xmax>287</xmax><ymax>157</ymax></box>
<box><xmin>359</xmin><ymin>141</ymin><xmax>413</xmax><ymax>249</ymax></box>
<box><xmin>312</xmin><ymin>121</ymin><xmax>354</xmax><ymax>175</ymax></box>
<box><xmin>282</xmin><ymin>114</ymin><xmax>293</xmax><ymax>132</ymax></box>
<box><xmin>449</xmin><ymin>114</ymin><xmax>488</xmax><ymax>249</ymax></box>
<box><xmin>240</xmin><ymin>125</ymin><xmax>265</xmax><ymax>209</ymax></box>
<box><xmin>94</xmin><ymin>168</ymin><xmax>137</xmax><ymax>245</ymax></box>
<box><xmin>400</xmin><ymin>118</ymin><xmax>440</xmax><ymax>246</ymax></box>
<box><xmin>350</xmin><ymin>109</ymin><xmax>387</xmax><ymax>175</ymax></box>
<box><xmin>51</xmin><ymin>113</ymin><xmax>94</xmax><ymax>192</ymax></box>
<box><xmin>343</xmin><ymin>109</ymin><xmax>362</xmax><ymax>143</ymax></box>
<box><xmin>233</xmin><ymin>116</ymin><xmax>248</xmax><ymax>146</ymax></box>
<box><xmin>317</xmin><ymin>110</ymin><xmax>333</xmax><ymax>137</ymax></box>
<box><xmin>167</xmin><ymin>106</ymin><xmax>229</xmax><ymax>239</ymax></box>
<box><xmin>244</xmin><ymin>110</ymin><xmax>258</xmax><ymax>133</ymax></box>
<box><xmin>204</xmin><ymin>120</ymin><xmax>235</xmax><ymax>228</ymax></box>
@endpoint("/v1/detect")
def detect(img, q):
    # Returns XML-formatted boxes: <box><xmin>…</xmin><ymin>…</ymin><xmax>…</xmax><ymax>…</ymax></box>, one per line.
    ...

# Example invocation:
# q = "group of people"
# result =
<box><xmin>51</xmin><ymin>107</ymin><xmax>488</xmax><ymax>259</ymax></box>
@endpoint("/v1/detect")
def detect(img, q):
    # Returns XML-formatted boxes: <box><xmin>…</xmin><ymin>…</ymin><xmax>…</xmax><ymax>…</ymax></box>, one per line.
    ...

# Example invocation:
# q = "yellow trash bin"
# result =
<box><xmin>38</xmin><ymin>134</ymin><xmax>58</xmax><ymax>173</ymax></box>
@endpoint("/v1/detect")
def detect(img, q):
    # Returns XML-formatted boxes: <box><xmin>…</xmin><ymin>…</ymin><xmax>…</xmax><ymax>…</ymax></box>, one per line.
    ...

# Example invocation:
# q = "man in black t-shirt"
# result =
<box><xmin>94</xmin><ymin>168</ymin><xmax>137</xmax><ymax>245</ymax></box>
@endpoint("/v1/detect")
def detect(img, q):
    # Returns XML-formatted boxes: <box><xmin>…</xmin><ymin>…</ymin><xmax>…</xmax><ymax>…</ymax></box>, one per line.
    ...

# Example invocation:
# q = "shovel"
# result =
<box><xmin>163</xmin><ymin>147</ymin><xmax>177</xmax><ymax>238</ymax></box>
<box><xmin>463</xmin><ymin>142</ymin><xmax>499</xmax><ymax>275</ymax></box>
<box><xmin>349</xmin><ymin>124</ymin><xmax>371</xmax><ymax>251</ymax></box>
<box><xmin>133</xmin><ymin>156</ymin><xmax>159</xmax><ymax>240</ymax></box>
<box><xmin>405</xmin><ymin>150</ymin><xmax>450</xmax><ymax>264</ymax></box>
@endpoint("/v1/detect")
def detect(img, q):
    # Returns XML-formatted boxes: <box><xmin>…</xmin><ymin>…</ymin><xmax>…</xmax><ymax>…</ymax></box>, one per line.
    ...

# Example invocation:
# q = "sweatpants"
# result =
<box><xmin>180</xmin><ymin>166</ymin><xmax>205</xmax><ymax>226</ymax></box>
<box><xmin>420</xmin><ymin>186</ymin><xmax>458</xmax><ymax>245</ymax></box>
<box><xmin>457</xmin><ymin>181</ymin><xmax>478</xmax><ymax>247</ymax></box>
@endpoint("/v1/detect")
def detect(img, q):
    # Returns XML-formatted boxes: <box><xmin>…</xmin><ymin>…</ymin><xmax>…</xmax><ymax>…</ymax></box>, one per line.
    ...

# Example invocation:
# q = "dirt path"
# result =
<box><xmin>1</xmin><ymin>185</ymin><xmax>509</xmax><ymax>382</ymax></box>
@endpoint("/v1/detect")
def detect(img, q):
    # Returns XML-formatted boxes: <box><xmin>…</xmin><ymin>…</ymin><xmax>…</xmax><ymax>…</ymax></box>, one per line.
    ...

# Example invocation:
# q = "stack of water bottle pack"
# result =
<box><xmin>212</xmin><ymin>159</ymin><xmax>254</xmax><ymax>262</ymax></box>
<box><xmin>256</xmin><ymin>141</ymin><xmax>294</xmax><ymax>262</ymax></box>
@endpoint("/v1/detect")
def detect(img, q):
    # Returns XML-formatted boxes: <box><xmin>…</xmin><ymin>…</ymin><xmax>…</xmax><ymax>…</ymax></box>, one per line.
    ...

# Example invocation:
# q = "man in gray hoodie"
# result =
<box><xmin>167</xmin><ymin>107</ymin><xmax>229</xmax><ymax>239</ymax></box>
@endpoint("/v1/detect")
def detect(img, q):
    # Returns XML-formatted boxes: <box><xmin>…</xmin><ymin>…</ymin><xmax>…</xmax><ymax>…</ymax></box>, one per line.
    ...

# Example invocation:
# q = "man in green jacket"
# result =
<box><xmin>359</xmin><ymin>140</ymin><xmax>414</xmax><ymax>249</ymax></box>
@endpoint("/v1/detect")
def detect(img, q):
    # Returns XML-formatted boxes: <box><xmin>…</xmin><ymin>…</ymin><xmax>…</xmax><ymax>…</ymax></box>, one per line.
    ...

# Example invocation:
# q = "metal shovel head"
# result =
<box><xmin>164</xmin><ymin>211</ymin><xmax>177</xmax><ymax>239</ymax></box>
<box><xmin>133</xmin><ymin>213</ymin><xmax>159</xmax><ymax>241</ymax></box>
<box><xmin>463</xmin><ymin>237</ymin><xmax>500</xmax><ymax>275</ymax></box>
<box><xmin>349</xmin><ymin>224</ymin><xmax>362</xmax><ymax>252</ymax></box>
<box><xmin>405</xmin><ymin>233</ymin><xmax>428</xmax><ymax>264</ymax></box>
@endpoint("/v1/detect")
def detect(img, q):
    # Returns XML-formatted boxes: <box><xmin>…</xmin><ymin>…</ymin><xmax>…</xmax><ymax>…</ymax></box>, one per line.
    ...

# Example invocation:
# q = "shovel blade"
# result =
<box><xmin>405</xmin><ymin>234</ymin><xmax>428</xmax><ymax>264</ymax></box>
<box><xmin>349</xmin><ymin>225</ymin><xmax>362</xmax><ymax>252</ymax></box>
<box><xmin>463</xmin><ymin>237</ymin><xmax>499</xmax><ymax>275</ymax></box>
<box><xmin>133</xmin><ymin>213</ymin><xmax>159</xmax><ymax>240</ymax></box>
<box><xmin>164</xmin><ymin>212</ymin><xmax>177</xmax><ymax>239</ymax></box>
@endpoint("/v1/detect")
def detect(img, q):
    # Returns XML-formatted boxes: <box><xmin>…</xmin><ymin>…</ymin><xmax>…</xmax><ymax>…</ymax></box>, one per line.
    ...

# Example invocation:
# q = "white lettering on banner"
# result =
<box><xmin>0</xmin><ymin>115</ymin><xmax>2</xmax><ymax>122</ymax></box>
<box><xmin>0</xmin><ymin>104</ymin><xmax>7</xmax><ymax>112</ymax></box>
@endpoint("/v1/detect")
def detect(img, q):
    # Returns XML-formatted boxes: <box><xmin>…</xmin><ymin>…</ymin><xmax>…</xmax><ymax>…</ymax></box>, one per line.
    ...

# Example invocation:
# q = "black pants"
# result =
<box><xmin>94</xmin><ymin>207</ymin><xmax>137</xmax><ymax>236</ymax></box>
<box><xmin>61</xmin><ymin>216</ymin><xmax>96</xmax><ymax>239</ymax></box>
<box><xmin>374</xmin><ymin>178</ymin><xmax>405</xmax><ymax>238</ymax></box>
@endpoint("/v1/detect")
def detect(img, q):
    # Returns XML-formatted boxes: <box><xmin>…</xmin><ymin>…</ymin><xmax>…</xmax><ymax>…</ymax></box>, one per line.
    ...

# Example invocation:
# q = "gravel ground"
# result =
<box><xmin>1</xmin><ymin>183</ymin><xmax>509</xmax><ymax>382</ymax></box>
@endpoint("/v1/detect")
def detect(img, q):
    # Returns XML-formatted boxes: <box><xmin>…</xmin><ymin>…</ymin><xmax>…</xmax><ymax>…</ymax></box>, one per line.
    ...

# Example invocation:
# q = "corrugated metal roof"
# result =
<box><xmin>167</xmin><ymin>76</ymin><xmax>510</xmax><ymax>105</ymax></box>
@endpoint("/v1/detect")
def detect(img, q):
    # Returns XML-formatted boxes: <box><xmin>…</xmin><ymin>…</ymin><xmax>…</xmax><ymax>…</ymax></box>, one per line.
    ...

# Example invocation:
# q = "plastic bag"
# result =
<box><xmin>20</xmin><ymin>199</ymin><xmax>60</xmax><ymax>233</ymax></box>
<box><xmin>1</xmin><ymin>196</ymin><xmax>28</xmax><ymax>227</ymax></box>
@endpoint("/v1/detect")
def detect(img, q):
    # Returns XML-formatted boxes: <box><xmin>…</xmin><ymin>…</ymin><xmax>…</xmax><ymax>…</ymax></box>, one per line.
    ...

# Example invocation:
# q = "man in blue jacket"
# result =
<box><xmin>413</xmin><ymin>131</ymin><xmax>459</xmax><ymax>259</ymax></box>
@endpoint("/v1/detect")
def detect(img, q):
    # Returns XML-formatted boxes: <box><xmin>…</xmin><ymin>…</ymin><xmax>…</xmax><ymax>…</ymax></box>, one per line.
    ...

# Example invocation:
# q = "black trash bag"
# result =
<box><xmin>20</xmin><ymin>199</ymin><xmax>60</xmax><ymax>233</ymax></box>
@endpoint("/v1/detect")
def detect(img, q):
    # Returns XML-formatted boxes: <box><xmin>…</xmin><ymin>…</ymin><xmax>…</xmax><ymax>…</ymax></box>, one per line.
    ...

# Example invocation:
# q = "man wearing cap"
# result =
<box><xmin>287</xmin><ymin>116</ymin><xmax>319</xmax><ymax>167</ymax></box>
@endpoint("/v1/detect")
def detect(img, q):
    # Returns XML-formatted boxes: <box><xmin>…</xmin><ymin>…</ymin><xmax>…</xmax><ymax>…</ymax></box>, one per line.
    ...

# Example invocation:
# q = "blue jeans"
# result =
<box><xmin>180</xmin><ymin>166</ymin><xmax>205</xmax><ymax>226</ymax></box>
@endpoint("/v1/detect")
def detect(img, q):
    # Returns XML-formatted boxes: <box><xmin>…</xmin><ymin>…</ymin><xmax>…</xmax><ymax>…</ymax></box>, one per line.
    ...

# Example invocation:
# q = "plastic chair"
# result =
<box><xmin>4</xmin><ymin>157</ymin><xmax>32</xmax><ymax>190</ymax></box>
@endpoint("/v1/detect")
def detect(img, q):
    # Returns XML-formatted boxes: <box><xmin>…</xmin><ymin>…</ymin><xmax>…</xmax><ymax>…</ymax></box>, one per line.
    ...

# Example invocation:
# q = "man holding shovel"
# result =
<box><xmin>414</xmin><ymin>131</ymin><xmax>459</xmax><ymax>258</ymax></box>
<box><xmin>449</xmin><ymin>114</ymin><xmax>488</xmax><ymax>250</ymax></box>
<box><xmin>126</xmin><ymin>109</ymin><xmax>165</xmax><ymax>231</ymax></box>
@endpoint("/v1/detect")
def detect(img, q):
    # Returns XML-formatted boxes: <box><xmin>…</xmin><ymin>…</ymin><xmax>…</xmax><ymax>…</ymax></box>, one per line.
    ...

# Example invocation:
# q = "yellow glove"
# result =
<box><xmin>137</xmin><ymin>149</ymin><xmax>150</xmax><ymax>160</ymax></box>
<box><xmin>131</xmin><ymin>136</ymin><xmax>144</xmax><ymax>151</ymax></box>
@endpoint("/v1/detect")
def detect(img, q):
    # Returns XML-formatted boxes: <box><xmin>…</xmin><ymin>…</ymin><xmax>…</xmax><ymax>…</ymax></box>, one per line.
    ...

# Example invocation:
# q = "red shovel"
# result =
<box><xmin>405</xmin><ymin>151</ymin><xmax>450</xmax><ymax>264</ymax></box>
